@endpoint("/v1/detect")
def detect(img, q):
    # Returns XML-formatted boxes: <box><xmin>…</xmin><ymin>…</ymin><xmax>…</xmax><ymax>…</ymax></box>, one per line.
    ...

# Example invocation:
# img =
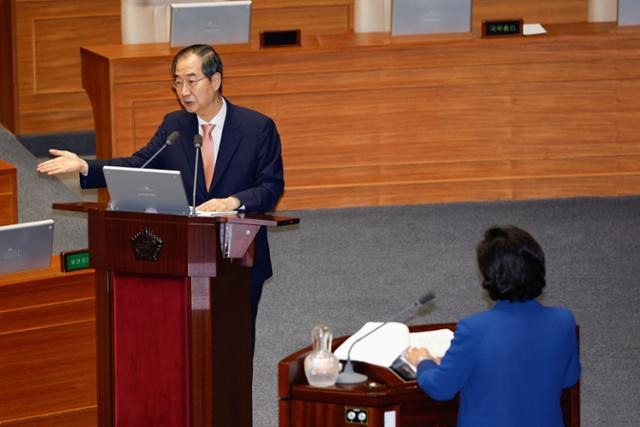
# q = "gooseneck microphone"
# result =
<box><xmin>140</xmin><ymin>130</ymin><xmax>180</xmax><ymax>169</ymax></box>
<box><xmin>335</xmin><ymin>291</ymin><xmax>435</xmax><ymax>385</ymax></box>
<box><xmin>389</xmin><ymin>291</ymin><xmax>435</xmax><ymax>322</ymax></box>
<box><xmin>191</xmin><ymin>134</ymin><xmax>203</xmax><ymax>216</ymax></box>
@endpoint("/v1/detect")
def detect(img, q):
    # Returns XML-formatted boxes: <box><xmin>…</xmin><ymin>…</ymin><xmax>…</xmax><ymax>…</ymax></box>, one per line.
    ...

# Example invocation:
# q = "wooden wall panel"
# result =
<box><xmin>0</xmin><ymin>262</ymin><xmax>96</xmax><ymax>426</ymax></box>
<box><xmin>131</xmin><ymin>99</ymin><xmax>180</xmax><ymax>151</ymax></box>
<box><xmin>0</xmin><ymin>159</ymin><xmax>18</xmax><ymax>225</ymax></box>
<box><xmin>2</xmin><ymin>0</ymin><xmax>354</xmax><ymax>136</ymax></box>
<box><xmin>80</xmin><ymin>23</ymin><xmax>640</xmax><ymax>210</ymax></box>
<box><xmin>284</xmin><ymin>156</ymin><xmax>640</xmax><ymax>188</ymax></box>
<box><xmin>252</xmin><ymin>4</ymin><xmax>352</xmax><ymax>37</ymax></box>
<box><xmin>33</xmin><ymin>15</ymin><xmax>120</xmax><ymax>93</ymax></box>
<box><xmin>252</xmin><ymin>0</ymin><xmax>353</xmax><ymax>37</ymax></box>
<box><xmin>0</xmin><ymin>0</ymin><xmax>18</xmax><ymax>131</ymax></box>
<box><xmin>12</xmin><ymin>0</ymin><xmax>121</xmax><ymax>134</ymax></box>
<box><xmin>473</xmin><ymin>0</ymin><xmax>587</xmax><ymax>28</ymax></box>
<box><xmin>0</xmin><ymin>323</ymin><xmax>96</xmax><ymax>419</ymax></box>
<box><xmin>3</xmin><ymin>0</ymin><xmax>592</xmax><ymax>137</ymax></box>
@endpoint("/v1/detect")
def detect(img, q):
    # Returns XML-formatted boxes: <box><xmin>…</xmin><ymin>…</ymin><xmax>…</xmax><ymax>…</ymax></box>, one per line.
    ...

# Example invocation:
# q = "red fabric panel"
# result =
<box><xmin>113</xmin><ymin>273</ymin><xmax>190</xmax><ymax>427</ymax></box>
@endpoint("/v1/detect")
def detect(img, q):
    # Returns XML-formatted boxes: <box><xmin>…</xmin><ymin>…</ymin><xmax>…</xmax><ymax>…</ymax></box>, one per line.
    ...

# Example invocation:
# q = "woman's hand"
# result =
<box><xmin>404</xmin><ymin>347</ymin><xmax>442</xmax><ymax>366</ymax></box>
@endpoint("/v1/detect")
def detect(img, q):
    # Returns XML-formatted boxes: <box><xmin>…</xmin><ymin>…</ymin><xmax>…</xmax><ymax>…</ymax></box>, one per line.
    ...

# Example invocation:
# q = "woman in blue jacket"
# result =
<box><xmin>406</xmin><ymin>226</ymin><xmax>581</xmax><ymax>427</ymax></box>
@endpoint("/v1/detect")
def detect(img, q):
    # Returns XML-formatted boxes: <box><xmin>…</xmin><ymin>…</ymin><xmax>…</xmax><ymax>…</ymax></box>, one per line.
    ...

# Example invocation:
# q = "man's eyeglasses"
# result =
<box><xmin>172</xmin><ymin>76</ymin><xmax>208</xmax><ymax>90</ymax></box>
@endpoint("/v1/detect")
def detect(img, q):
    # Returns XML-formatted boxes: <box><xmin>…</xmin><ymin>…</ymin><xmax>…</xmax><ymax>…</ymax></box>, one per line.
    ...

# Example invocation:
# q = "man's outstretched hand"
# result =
<box><xmin>36</xmin><ymin>149</ymin><xmax>89</xmax><ymax>176</ymax></box>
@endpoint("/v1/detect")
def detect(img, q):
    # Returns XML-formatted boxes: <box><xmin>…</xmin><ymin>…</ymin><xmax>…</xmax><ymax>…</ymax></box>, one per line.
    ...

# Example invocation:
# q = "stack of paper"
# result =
<box><xmin>334</xmin><ymin>322</ymin><xmax>454</xmax><ymax>368</ymax></box>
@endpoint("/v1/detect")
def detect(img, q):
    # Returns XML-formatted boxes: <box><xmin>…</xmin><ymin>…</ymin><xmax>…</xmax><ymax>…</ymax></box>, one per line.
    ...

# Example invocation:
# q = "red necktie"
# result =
<box><xmin>201</xmin><ymin>123</ymin><xmax>215</xmax><ymax>191</ymax></box>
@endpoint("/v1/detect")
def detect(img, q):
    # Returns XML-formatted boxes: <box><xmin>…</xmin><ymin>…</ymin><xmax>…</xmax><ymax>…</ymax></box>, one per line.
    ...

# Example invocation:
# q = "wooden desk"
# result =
<box><xmin>2</xmin><ymin>0</ymin><xmax>587</xmax><ymax>136</ymax></box>
<box><xmin>0</xmin><ymin>159</ymin><xmax>18</xmax><ymax>225</ymax></box>
<box><xmin>0</xmin><ymin>257</ymin><xmax>96</xmax><ymax>426</ymax></box>
<box><xmin>0</xmin><ymin>0</ymin><xmax>353</xmax><ymax>135</ymax></box>
<box><xmin>81</xmin><ymin>23</ymin><xmax>640</xmax><ymax>210</ymax></box>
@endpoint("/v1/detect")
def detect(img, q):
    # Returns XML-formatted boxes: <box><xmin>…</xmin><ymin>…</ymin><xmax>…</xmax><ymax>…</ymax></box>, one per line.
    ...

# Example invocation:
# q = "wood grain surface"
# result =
<box><xmin>1</xmin><ymin>0</ymin><xmax>354</xmax><ymax>135</ymax></box>
<box><xmin>82</xmin><ymin>23</ymin><xmax>640</xmax><ymax>210</ymax></box>
<box><xmin>0</xmin><ymin>258</ymin><xmax>96</xmax><ymax>426</ymax></box>
<box><xmin>0</xmin><ymin>159</ymin><xmax>18</xmax><ymax>225</ymax></box>
<box><xmin>2</xmin><ymin>0</ymin><xmax>589</xmax><ymax>136</ymax></box>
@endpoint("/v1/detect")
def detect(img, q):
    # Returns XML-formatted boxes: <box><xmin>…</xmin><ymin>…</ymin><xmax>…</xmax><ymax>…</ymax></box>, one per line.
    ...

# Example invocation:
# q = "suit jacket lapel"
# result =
<box><xmin>178</xmin><ymin>113</ymin><xmax>205</xmax><ymax>193</ymax></box>
<box><xmin>211</xmin><ymin>100</ymin><xmax>243</xmax><ymax>191</ymax></box>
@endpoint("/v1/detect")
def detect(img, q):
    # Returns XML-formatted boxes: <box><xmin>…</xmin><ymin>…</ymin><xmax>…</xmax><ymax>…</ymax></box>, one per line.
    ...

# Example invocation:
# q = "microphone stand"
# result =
<box><xmin>140</xmin><ymin>143</ymin><xmax>169</xmax><ymax>169</ymax></box>
<box><xmin>335</xmin><ymin>292</ymin><xmax>435</xmax><ymax>385</ymax></box>
<box><xmin>190</xmin><ymin>135</ymin><xmax>202</xmax><ymax>216</ymax></box>
<box><xmin>140</xmin><ymin>131</ymin><xmax>180</xmax><ymax>169</ymax></box>
<box><xmin>336</xmin><ymin>323</ymin><xmax>386</xmax><ymax>384</ymax></box>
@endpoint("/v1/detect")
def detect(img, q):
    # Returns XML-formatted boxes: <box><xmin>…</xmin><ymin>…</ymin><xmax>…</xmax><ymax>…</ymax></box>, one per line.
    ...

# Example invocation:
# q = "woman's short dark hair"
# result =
<box><xmin>171</xmin><ymin>44</ymin><xmax>224</xmax><ymax>93</ymax></box>
<box><xmin>477</xmin><ymin>226</ymin><xmax>546</xmax><ymax>302</ymax></box>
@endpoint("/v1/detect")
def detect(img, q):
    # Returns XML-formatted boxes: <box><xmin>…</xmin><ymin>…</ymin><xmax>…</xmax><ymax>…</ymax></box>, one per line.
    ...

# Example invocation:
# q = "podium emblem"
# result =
<box><xmin>130</xmin><ymin>228</ymin><xmax>163</xmax><ymax>261</ymax></box>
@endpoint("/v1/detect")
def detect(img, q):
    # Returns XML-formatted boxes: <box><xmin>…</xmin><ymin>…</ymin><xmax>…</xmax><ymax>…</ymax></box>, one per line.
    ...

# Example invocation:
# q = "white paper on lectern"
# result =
<box><xmin>334</xmin><ymin>322</ymin><xmax>454</xmax><ymax>367</ymax></box>
<box><xmin>523</xmin><ymin>23</ymin><xmax>547</xmax><ymax>36</ymax></box>
<box><xmin>334</xmin><ymin>322</ymin><xmax>410</xmax><ymax>366</ymax></box>
<box><xmin>409</xmin><ymin>329</ymin><xmax>455</xmax><ymax>357</ymax></box>
<box><xmin>195</xmin><ymin>209</ymin><xmax>237</xmax><ymax>217</ymax></box>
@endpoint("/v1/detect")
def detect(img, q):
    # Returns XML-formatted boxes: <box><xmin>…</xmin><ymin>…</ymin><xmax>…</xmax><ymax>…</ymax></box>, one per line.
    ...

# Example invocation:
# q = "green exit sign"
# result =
<box><xmin>61</xmin><ymin>250</ymin><xmax>91</xmax><ymax>272</ymax></box>
<box><xmin>482</xmin><ymin>19</ymin><xmax>523</xmax><ymax>37</ymax></box>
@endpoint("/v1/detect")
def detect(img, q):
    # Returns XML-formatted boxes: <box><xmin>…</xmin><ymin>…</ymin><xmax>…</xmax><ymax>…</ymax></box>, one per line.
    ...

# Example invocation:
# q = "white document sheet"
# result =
<box><xmin>409</xmin><ymin>329</ymin><xmax>455</xmax><ymax>358</ymax></box>
<box><xmin>523</xmin><ymin>23</ymin><xmax>546</xmax><ymax>36</ymax></box>
<box><xmin>334</xmin><ymin>322</ymin><xmax>454</xmax><ymax>367</ymax></box>
<box><xmin>194</xmin><ymin>209</ymin><xmax>237</xmax><ymax>217</ymax></box>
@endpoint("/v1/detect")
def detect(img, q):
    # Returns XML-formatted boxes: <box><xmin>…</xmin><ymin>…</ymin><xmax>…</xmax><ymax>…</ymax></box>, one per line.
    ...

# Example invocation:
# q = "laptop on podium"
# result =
<box><xmin>103</xmin><ymin>166</ymin><xmax>237</xmax><ymax>216</ymax></box>
<box><xmin>103</xmin><ymin>166</ymin><xmax>191</xmax><ymax>216</ymax></box>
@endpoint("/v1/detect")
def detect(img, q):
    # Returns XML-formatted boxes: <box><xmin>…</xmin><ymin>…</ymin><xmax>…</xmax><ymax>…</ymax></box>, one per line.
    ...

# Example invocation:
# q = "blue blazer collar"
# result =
<box><xmin>493</xmin><ymin>299</ymin><xmax>543</xmax><ymax>311</ymax></box>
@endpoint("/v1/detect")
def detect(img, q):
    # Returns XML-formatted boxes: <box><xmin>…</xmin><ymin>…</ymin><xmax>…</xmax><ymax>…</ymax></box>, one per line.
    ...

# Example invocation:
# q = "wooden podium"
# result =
<box><xmin>279</xmin><ymin>323</ymin><xmax>580</xmax><ymax>427</ymax></box>
<box><xmin>56</xmin><ymin>202</ymin><xmax>297</xmax><ymax>427</ymax></box>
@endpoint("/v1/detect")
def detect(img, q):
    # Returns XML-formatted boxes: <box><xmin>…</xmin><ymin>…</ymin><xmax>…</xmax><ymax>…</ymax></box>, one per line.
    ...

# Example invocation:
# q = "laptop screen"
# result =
<box><xmin>391</xmin><ymin>0</ymin><xmax>472</xmax><ymax>36</ymax></box>
<box><xmin>170</xmin><ymin>1</ymin><xmax>252</xmax><ymax>47</ymax></box>
<box><xmin>0</xmin><ymin>219</ymin><xmax>54</xmax><ymax>274</ymax></box>
<box><xmin>103</xmin><ymin>166</ymin><xmax>191</xmax><ymax>216</ymax></box>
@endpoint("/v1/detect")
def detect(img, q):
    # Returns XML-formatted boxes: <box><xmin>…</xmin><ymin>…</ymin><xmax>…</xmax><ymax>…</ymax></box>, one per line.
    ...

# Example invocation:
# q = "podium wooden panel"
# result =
<box><xmin>279</xmin><ymin>323</ymin><xmax>580</xmax><ymax>427</ymax></box>
<box><xmin>0</xmin><ymin>257</ymin><xmax>97</xmax><ymax>426</ymax></box>
<box><xmin>0</xmin><ymin>159</ymin><xmax>18</xmax><ymax>225</ymax></box>
<box><xmin>80</xmin><ymin>23</ymin><xmax>640</xmax><ymax>210</ymax></box>
<box><xmin>54</xmin><ymin>202</ymin><xmax>298</xmax><ymax>426</ymax></box>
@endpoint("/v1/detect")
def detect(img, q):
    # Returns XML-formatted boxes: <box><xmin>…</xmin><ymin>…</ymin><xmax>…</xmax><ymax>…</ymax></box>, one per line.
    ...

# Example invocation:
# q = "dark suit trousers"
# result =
<box><xmin>250</xmin><ymin>275</ymin><xmax>265</xmax><ymax>357</ymax></box>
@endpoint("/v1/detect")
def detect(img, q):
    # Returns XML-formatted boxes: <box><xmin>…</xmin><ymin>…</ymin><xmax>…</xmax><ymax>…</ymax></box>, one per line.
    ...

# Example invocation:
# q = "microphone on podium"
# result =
<box><xmin>190</xmin><ymin>134</ymin><xmax>203</xmax><ymax>216</ymax></box>
<box><xmin>140</xmin><ymin>130</ymin><xmax>180</xmax><ymax>169</ymax></box>
<box><xmin>335</xmin><ymin>291</ymin><xmax>435</xmax><ymax>385</ymax></box>
<box><xmin>389</xmin><ymin>291</ymin><xmax>435</xmax><ymax>322</ymax></box>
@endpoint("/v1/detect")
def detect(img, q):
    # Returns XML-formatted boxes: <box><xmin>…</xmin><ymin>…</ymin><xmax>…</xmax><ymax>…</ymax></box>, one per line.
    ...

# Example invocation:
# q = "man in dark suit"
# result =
<box><xmin>37</xmin><ymin>44</ymin><xmax>284</xmax><ymax>347</ymax></box>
